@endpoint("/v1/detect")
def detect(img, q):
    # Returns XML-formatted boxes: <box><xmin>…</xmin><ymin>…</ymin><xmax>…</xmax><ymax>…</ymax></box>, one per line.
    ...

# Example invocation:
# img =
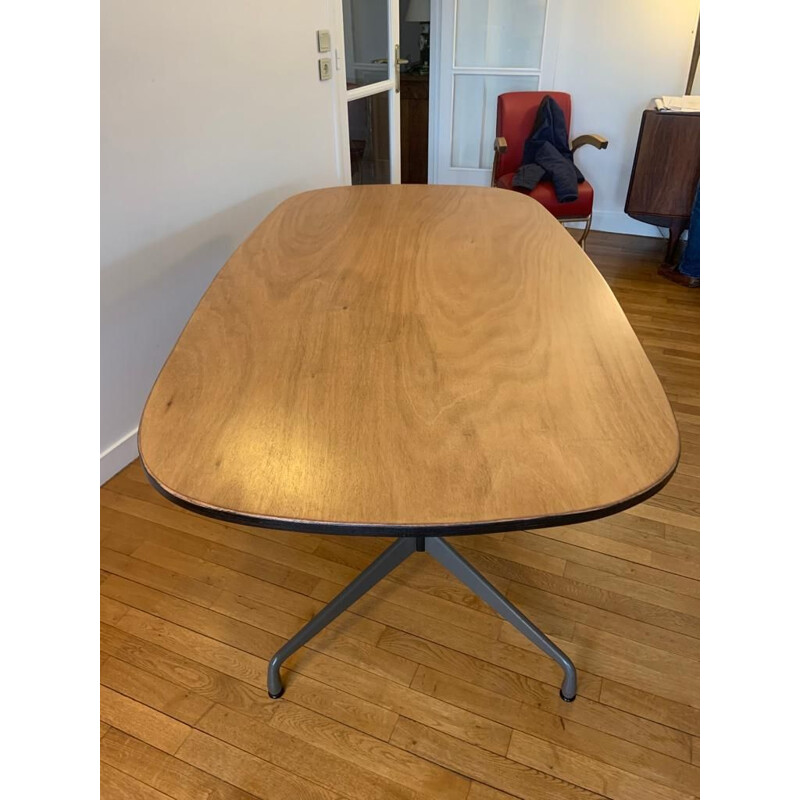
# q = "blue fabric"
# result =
<box><xmin>678</xmin><ymin>185</ymin><xmax>700</xmax><ymax>279</ymax></box>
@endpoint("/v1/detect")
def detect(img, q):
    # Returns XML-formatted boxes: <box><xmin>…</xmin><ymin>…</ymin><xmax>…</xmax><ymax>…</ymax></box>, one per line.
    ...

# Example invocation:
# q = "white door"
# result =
<box><xmin>430</xmin><ymin>0</ymin><xmax>561</xmax><ymax>185</ymax></box>
<box><xmin>340</xmin><ymin>0</ymin><xmax>403</xmax><ymax>184</ymax></box>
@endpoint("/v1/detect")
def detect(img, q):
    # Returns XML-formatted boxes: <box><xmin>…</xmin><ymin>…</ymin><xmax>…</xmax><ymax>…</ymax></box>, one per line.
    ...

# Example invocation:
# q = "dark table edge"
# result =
<box><xmin>140</xmin><ymin>456</ymin><xmax>679</xmax><ymax>537</ymax></box>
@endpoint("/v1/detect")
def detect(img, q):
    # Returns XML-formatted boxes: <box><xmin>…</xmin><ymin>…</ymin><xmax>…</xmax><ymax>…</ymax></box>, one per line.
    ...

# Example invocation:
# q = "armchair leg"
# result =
<box><xmin>577</xmin><ymin>215</ymin><xmax>592</xmax><ymax>250</ymax></box>
<box><xmin>560</xmin><ymin>216</ymin><xmax>593</xmax><ymax>250</ymax></box>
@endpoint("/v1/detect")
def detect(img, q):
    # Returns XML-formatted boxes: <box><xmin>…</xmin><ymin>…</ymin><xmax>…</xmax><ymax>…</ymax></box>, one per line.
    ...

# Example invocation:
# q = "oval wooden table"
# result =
<box><xmin>140</xmin><ymin>185</ymin><xmax>680</xmax><ymax>702</ymax></box>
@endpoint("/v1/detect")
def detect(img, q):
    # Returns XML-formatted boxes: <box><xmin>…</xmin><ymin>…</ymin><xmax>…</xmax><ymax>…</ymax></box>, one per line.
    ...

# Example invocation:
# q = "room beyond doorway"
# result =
<box><xmin>399</xmin><ymin>0</ymin><xmax>431</xmax><ymax>183</ymax></box>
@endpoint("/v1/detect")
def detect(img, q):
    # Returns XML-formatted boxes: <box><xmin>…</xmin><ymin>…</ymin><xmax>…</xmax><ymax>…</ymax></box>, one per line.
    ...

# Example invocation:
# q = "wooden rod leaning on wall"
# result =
<box><xmin>685</xmin><ymin>17</ymin><xmax>700</xmax><ymax>96</ymax></box>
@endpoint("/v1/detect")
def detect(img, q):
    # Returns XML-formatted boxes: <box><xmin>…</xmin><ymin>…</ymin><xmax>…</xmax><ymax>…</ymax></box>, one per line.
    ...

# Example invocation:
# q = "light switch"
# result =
<box><xmin>318</xmin><ymin>58</ymin><xmax>332</xmax><ymax>81</ymax></box>
<box><xmin>317</xmin><ymin>30</ymin><xmax>331</xmax><ymax>53</ymax></box>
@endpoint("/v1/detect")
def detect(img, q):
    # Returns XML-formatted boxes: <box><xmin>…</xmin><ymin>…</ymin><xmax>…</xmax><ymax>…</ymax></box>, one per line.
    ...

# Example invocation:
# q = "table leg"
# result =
<box><xmin>267</xmin><ymin>536</ymin><xmax>417</xmax><ymax>698</ymax></box>
<box><xmin>426</xmin><ymin>536</ymin><xmax>578</xmax><ymax>701</ymax></box>
<box><xmin>267</xmin><ymin>535</ymin><xmax>577</xmax><ymax>702</ymax></box>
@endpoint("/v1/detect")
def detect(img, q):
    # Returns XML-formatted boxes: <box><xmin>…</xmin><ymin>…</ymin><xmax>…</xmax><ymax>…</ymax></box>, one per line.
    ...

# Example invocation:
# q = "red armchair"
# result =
<box><xmin>492</xmin><ymin>92</ymin><xmax>608</xmax><ymax>248</ymax></box>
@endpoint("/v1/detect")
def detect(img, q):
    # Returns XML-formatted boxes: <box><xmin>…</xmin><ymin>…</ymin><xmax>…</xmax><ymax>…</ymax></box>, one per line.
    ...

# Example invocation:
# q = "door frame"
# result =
<box><xmin>427</xmin><ymin>0</ymin><xmax>443</xmax><ymax>186</ymax></box>
<box><xmin>332</xmin><ymin>0</ymin><xmax>403</xmax><ymax>185</ymax></box>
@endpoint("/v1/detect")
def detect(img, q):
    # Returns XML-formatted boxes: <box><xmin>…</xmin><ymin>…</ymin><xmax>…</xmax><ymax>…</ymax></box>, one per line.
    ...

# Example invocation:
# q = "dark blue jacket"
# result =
<box><xmin>513</xmin><ymin>95</ymin><xmax>584</xmax><ymax>202</ymax></box>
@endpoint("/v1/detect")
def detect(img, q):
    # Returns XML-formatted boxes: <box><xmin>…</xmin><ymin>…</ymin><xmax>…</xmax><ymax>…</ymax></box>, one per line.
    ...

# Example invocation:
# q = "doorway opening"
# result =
<box><xmin>339</xmin><ymin>1</ymin><xmax>557</xmax><ymax>188</ymax></box>
<box><xmin>399</xmin><ymin>0</ymin><xmax>431</xmax><ymax>184</ymax></box>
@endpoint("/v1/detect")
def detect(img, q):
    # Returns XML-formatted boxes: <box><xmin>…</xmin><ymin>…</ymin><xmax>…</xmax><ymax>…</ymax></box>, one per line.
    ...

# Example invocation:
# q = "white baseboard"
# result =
<box><xmin>589</xmin><ymin>210</ymin><xmax>663</xmax><ymax>238</ymax></box>
<box><xmin>565</xmin><ymin>210</ymin><xmax>663</xmax><ymax>239</ymax></box>
<box><xmin>100</xmin><ymin>427</ymin><xmax>139</xmax><ymax>485</ymax></box>
<box><xmin>592</xmin><ymin>210</ymin><xmax>658</xmax><ymax>237</ymax></box>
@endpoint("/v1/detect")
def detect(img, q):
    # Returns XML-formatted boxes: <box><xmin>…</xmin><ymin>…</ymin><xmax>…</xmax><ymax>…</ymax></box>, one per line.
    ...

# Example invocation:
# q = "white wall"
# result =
<box><xmin>101</xmin><ymin>1</ymin><xmax>347</xmax><ymax>482</ymax></box>
<box><xmin>551</xmin><ymin>0</ymin><xmax>700</xmax><ymax>236</ymax></box>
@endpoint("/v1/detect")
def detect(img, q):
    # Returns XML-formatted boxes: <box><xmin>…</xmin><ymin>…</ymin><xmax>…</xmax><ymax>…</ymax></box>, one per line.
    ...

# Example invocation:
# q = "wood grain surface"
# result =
<box><xmin>139</xmin><ymin>186</ymin><xmax>679</xmax><ymax>533</ymax></box>
<box><xmin>626</xmin><ymin>110</ymin><xmax>700</xmax><ymax>223</ymax></box>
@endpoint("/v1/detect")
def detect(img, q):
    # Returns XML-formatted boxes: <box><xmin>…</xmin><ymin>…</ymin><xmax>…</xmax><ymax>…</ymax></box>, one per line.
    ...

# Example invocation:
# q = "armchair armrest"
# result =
<box><xmin>491</xmin><ymin>137</ymin><xmax>508</xmax><ymax>188</ymax></box>
<box><xmin>571</xmin><ymin>134</ymin><xmax>608</xmax><ymax>152</ymax></box>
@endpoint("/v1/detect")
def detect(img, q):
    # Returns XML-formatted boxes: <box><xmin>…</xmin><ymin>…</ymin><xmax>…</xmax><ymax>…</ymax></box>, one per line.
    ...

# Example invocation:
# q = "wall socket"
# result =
<box><xmin>318</xmin><ymin>58</ymin><xmax>332</xmax><ymax>81</ymax></box>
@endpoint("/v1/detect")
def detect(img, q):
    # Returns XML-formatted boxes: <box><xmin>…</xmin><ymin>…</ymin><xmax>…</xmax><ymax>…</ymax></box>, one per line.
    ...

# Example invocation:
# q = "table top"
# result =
<box><xmin>139</xmin><ymin>185</ymin><xmax>679</xmax><ymax>535</ymax></box>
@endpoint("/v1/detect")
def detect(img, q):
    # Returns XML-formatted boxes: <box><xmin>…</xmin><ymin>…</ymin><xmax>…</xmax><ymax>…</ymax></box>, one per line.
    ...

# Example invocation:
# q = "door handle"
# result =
<box><xmin>395</xmin><ymin>44</ymin><xmax>408</xmax><ymax>92</ymax></box>
<box><xmin>371</xmin><ymin>46</ymin><xmax>408</xmax><ymax>92</ymax></box>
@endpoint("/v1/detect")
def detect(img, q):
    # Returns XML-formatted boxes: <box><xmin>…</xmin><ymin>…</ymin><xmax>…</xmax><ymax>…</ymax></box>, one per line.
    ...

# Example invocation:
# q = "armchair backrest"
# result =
<box><xmin>495</xmin><ymin>92</ymin><xmax>572</xmax><ymax>180</ymax></box>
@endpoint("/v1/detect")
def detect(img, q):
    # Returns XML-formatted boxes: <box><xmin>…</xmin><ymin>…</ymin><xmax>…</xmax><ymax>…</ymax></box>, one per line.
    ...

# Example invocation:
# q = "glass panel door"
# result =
<box><xmin>343</xmin><ymin>0</ymin><xmax>402</xmax><ymax>184</ymax></box>
<box><xmin>348</xmin><ymin>93</ymin><xmax>392</xmax><ymax>185</ymax></box>
<box><xmin>451</xmin><ymin>73</ymin><xmax>539</xmax><ymax>169</ymax></box>
<box><xmin>454</xmin><ymin>0</ymin><xmax>547</xmax><ymax>68</ymax></box>
<box><xmin>432</xmin><ymin>0</ymin><xmax>559</xmax><ymax>185</ymax></box>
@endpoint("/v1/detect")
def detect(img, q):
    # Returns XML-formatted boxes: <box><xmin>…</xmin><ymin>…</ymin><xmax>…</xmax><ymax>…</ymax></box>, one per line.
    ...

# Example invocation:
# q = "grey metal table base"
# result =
<box><xmin>267</xmin><ymin>536</ymin><xmax>578</xmax><ymax>702</ymax></box>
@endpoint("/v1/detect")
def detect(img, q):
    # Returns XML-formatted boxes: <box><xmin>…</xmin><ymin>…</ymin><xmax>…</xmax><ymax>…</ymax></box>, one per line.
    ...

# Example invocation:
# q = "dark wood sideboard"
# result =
<box><xmin>625</xmin><ymin>108</ymin><xmax>700</xmax><ymax>264</ymax></box>
<box><xmin>400</xmin><ymin>74</ymin><xmax>429</xmax><ymax>184</ymax></box>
